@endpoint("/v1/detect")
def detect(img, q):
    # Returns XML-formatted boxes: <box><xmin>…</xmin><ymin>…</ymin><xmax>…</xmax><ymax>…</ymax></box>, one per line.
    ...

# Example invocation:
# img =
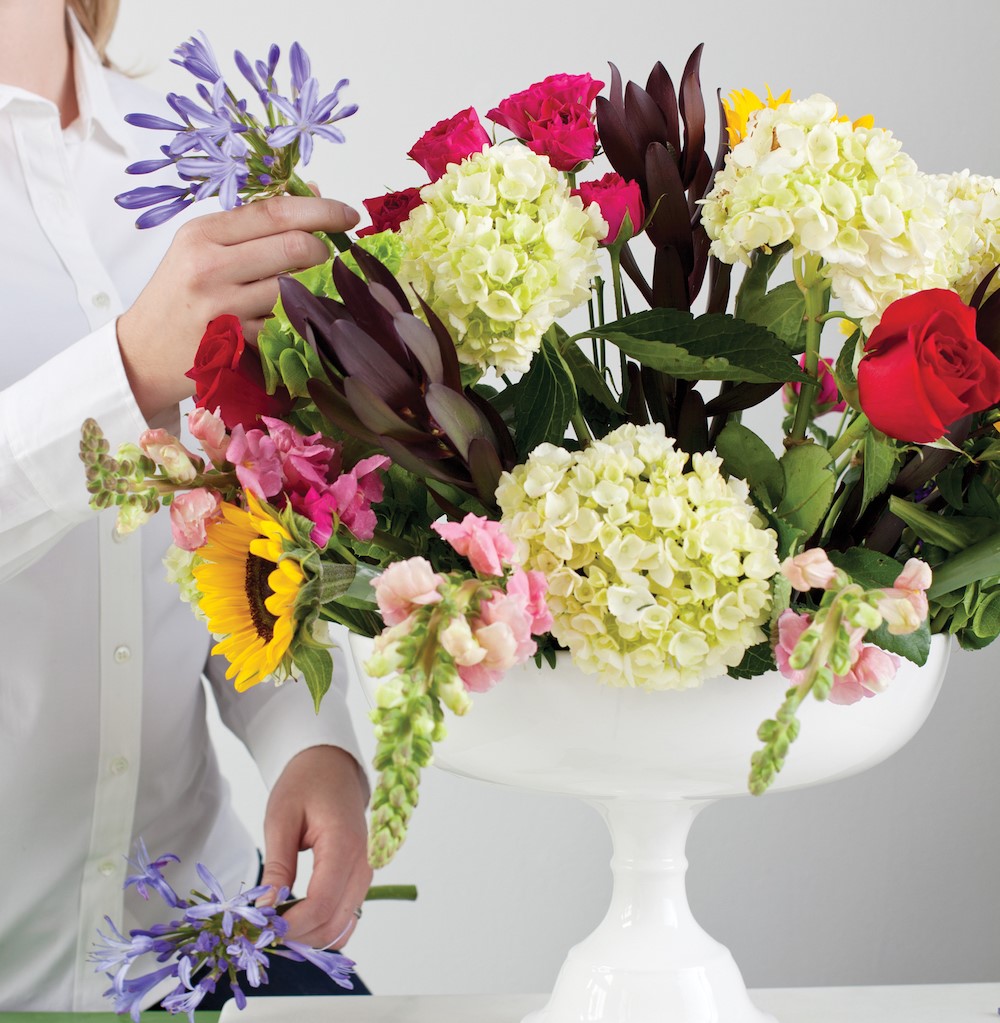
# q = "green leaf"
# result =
<box><xmin>296</xmin><ymin>646</ymin><xmax>333</xmax><ymax>713</ymax></box>
<box><xmin>737</xmin><ymin>280</ymin><xmax>809</xmax><ymax>352</ymax></box>
<box><xmin>861</xmin><ymin>430</ymin><xmax>901</xmax><ymax>517</ymax></box>
<box><xmin>277</xmin><ymin>348</ymin><xmax>312</xmax><ymax>398</ymax></box>
<box><xmin>715</xmin><ymin>422</ymin><xmax>784</xmax><ymax>507</ymax></box>
<box><xmin>868</xmin><ymin>618</ymin><xmax>931</xmax><ymax>666</ymax></box>
<box><xmin>971</xmin><ymin>589</ymin><xmax>1000</xmax><ymax>644</ymax></box>
<box><xmin>728</xmin><ymin>642</ymin><xmax>777</xmax><ymax>679</ymax></box>
<box><xmin>828</xmin><ymin>547</ymin><xmax>906</xmax><ymax>588</ymax></box>
<box><xmin>927</xmin><ymin>530</ymin><xmax>1000</xmax><ymax>597</ymax></box>
<box><xmin>777</xmin><ymin>443</ymin><xmax>836</xmax><ymax>537</ymax></box>
<box><xmin>512</xmin><ymin>332</ymin><xmax>577</xmax><ymax>459</ymax></box>
<box><xmin>562</xmin><ymin>341</ymin><xmax>625</xmax><ymax>413</ymax></box>
<box><xmin>833</xmin><ymin>327</ymin><xmax>861</xmax><ymax>410</ymax></box>
<box><xmin>888</xmin><ymin>497</ymin><xmax>996</xmax><ymax>553</ymax></box>
<box><xmin>575</xmin><ymin>309</ymin><xmax>809</xmax><ymax>384</ymax></box>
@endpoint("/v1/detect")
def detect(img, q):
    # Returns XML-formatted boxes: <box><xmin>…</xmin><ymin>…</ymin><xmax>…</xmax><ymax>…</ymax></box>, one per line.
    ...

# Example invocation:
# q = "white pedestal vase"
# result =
<box><xmin>348</xmin><ymin>633</ymin><xmax>949</xmax><ymax>1023</ymax></box>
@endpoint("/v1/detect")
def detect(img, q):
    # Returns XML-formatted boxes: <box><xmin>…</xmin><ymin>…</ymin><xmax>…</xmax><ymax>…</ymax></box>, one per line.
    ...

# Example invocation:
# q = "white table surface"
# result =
<box><xmin>221</xmin><ymin>984</ymin><xmax>1000</xmax><ymax>1022</ymax></box>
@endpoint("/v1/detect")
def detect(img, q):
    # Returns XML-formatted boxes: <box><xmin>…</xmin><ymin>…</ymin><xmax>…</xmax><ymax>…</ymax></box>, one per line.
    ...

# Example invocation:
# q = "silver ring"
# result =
<box><xmin>353</xmin><ymin>905</ymin><xmax>363</xmax><ymax>920</ymax></box>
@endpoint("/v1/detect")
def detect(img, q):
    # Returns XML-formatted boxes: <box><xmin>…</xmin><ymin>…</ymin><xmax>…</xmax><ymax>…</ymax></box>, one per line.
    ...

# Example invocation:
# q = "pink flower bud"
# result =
<box><xmin>140</xmin><ymin>428</ymin><xmax>198</xmax><ymax>483</ymax></box>
<box><xmin>432</xmin><ymin>514</ymin><xmax>516</xmax><ymax>576</ymax></box>
<box><xmin>372</xmin><ymin>558</ymin><xmax>445</xmax><ymax>626</ymax></box>
<box><xmin>187</xmin><ymin>407</ymin><xmax>230</xmax><ymax>467</ymax></box>
<box><xmin>876</xmin><ymin>558</ymin><xmax>932</xmax><ymax>635</ymax></box>
<box><xmin>780</xmin><ymin>549</ymin><xmax>840</xmax><ymax>592</ymax></box>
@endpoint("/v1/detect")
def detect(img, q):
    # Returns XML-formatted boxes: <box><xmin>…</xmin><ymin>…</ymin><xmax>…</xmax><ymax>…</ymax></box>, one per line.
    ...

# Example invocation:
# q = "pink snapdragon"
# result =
<box><xmin>432</xmin><ymin>514</ymin><xmax>516</xmax><ymax>576</ymax></box>
<box><xmin>259</xmin><ymin>417</ymin><xmax>339</xmax><ymax>492</ymax></box>
<box><xmin>507</xmin><ymin>569</ymin><xmax>553</xmax><ymax>634</ymax></box>
<box><xmin>876</xmin><ymin>558</ymin><xmax>932</xmax><ymax>635</ymax></box>
<box><xmin>780</xmin><ymin>548</ymin><xmax>841</xmax><ymax>592</ymax></box>
<box><xmin>372</xmin><ymin>558</ymin><xmax>445</xmax><ymax>626</ymax></box>
<box><xmin>774</xmin><ymin>609</ymin><xmax>813</xmax><ymax>685</ymax></box>
<box><xmin>304</xmin><ymin>455</ymin><xmax>390</xmax><ymax>546</ymax></box>
<box><xmin>828</xmin><ymin>643</ymin><xmax>899</xmax><ymax>705</ymax></box>
<box><xmin>169</xmin><ymin>487</ymin><xmax>222</xmax><ymax>551</ymax></box>
<box><xmin>187</xmin><ymin>407</ymin><xmax>230</xmax><ymax>467</ymax></box>
<box><xmin>225</xmin><ymin>425</ymin><xmax>283</xmax><ymax>498</ymax></box>
<box><xmin>139</xmin><ymin>428</ymin><xmax>198</xmax><ymax>483</ymax></box>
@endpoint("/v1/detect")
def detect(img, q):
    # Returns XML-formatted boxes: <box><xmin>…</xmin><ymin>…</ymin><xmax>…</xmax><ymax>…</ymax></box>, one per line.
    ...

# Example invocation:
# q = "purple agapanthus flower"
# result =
<box><xmin>275</xmin><ymin>940</ymin><xmax>355</xmax><ymax>988</ymax></box>
<box><xmin>109</xmin><ymin>963</ymin><xmax>180</xmax><ymax>1023</ymax></box>
<box><xmin>124</xmin><ymin>839</ymin><xmax>186</xmax><ymax>909</ymax></box>
<box><xmin>182</xmin><ymin>862</ymin><xmax>271</xmax><ymax>937</ymax></box>
<box><xmin>115</xmin><ymin>34</ymin><xmax>356</xmax><ymax>228</ymax></box>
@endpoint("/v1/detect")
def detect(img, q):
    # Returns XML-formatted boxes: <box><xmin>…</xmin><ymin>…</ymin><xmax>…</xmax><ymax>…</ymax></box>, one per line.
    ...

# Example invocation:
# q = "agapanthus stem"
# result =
<box><xmin>365</xmin><ymin>884</ymin><xmax>417</xmax><ymax>901</ymax></box>
<box><xmin>285</xmin><ymin>174</ymin><xmax>352</xmax><ymax>252</ymax></box>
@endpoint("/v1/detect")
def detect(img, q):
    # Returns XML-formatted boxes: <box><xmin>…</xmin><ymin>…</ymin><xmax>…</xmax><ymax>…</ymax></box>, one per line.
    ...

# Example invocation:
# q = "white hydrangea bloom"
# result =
<box><xmin>398</xmin><ymin>143</ymin><xmax>606</xmax><ymax>374</ymax></box>
<box><xmin>163</xmin><ymin>545</ymin><xmax>208</xmax><ymax>624</ymax></box>
<box><xmin>496</xmin><ymin>423</ymin><xmax>780</xmax><ymax>690</ymax></box>
<box><xmin>925</xmin><ymin>170</ymin><xmax>1000</xmax><ymax>303</ymax></box>
<box><xmin>701</xmin><ymin>95</ymin><xmax>950</xmax><ymax>332</ymax></box>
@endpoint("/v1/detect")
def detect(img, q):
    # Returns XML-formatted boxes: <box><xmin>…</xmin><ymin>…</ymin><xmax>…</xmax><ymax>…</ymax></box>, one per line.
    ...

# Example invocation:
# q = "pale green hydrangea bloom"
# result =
<box><xmin>497</xmin><ymin>423</ymin><xmax>780</xmax><ymax>690</ymax></box>
<box><xmin>926</xmin><ymin>170</ymin><xmax>1000</xmax><ymax>303</ymax></box>
<box><xmin>398</xmin><ymin>143</ymin><xmax>606</xmax><ymax>374</ymax></box>
<box><xmin>163</xmin><ymin>545</ymin><xmax>208</xmax><ymax>624</ymax></box>
<box><xmin>701</xmin><ymin>94</ymin><xmax>949</xmax><ymax>332</ymax></box>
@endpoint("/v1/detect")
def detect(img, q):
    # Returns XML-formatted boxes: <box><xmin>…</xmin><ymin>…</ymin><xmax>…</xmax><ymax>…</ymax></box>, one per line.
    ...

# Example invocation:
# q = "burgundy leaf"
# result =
<box><xmin>465</xmin><ymin>388</ymin><xmax>518</xmax><ymax>468</ymax></box>
<box><xmin>645</xmin><ymin>62</ymin><xmax>680</xmax><ymax>153</ymax></box>
<box><xmin>976</xmin><ymin>285</ymin><xmax>1000</xmax><ymax>357</ymax></box>
<box><xmin>619</xmin><ymin>242</ymin><xmax>654</xmax><ymax>306</ymax></box>
<box><xmin>706</xmin><ymin>257</ymin><xmax>732</xmax><ymax>315</ymax></box>
<box><xmin>350</xmin><ymin>244</ymin><xmax>413</xmax><ymax>311</ymax></box>
<box><xmin>624</xmin><ymin>81</ymin><xmax>670</xmax><ymax>169</ymax></box>
<box><xmin>608</xmin><ymin>61</ymin><xmax>624</xmax><ymax>112</ymax></box>
<box><xmin>425</xmin><ymin>383</ymin><xmax>492</xmax><ymax>460</ymax></box>
<box><xmin>678</xmin><ymin>44</ymin><xmax>706</xmax><ymax>187</ymax></box>
<box><xmin>378</xmin><ymin>435</ymin><xmax>473</xmax><ymax>489</ymax></box>
<box><xmin>651</xmin><ymin>245</ymin><xmax>690</xmax><ymax>310</ymax></box>
<box><xmin>343</xmin><ymin>376</ymin><xmax>435</xmax><ymax>443</ymax></box>
<box><xmin>676</xmin><ymin>386</ymin><xmax>708</xmax><ymax>454</ymax></box>
<box><xmin>331</xmin><ymin>259</ymin><xmax>411</xmax><ymax>366</ymax></box>
<box><xmin>970</xmin><ymin>265</ymin><xmax>1000</xmax><ymax>308</ymax></box>
<box><xmin>413</xmin><ymin>293</ymin><xmax>464</xmax><ymax>392</ymax></box>
<box><xmin>328</xmin><ymin>320</ymin><xmax>424</xmax><ymax>409</ymax></box>
<box><xmin>467</xmin><ymin>436</ymin><xmax>504</xmax><ymax>511</ymax></box>
<box><xmin>703</xmin><ymin>380</ymin><xmax>781</xmax><ymax>414</ymax></box>
<box><xmin>393</xmin><ymin>313</ymin><xmax>445</xmax><ymax>384</ymax></box>
<box><xmin>645</xmin><ymin>142</ymin><xmax>693</xmax><ymax>272</ymax></box>
<box><xmin>595</xmin><ymin>96</ymin><xmax>646</xmax><ymax>191</ymax></box>
<box><xmin>307</xmin><ymin>377</ymin><xmax>379</xmax><ymax>446</ymax></box>
<box><xmin>279</xmin><ymin>277</ymin><xmax>350</xmax><ymax>353</ymax></box>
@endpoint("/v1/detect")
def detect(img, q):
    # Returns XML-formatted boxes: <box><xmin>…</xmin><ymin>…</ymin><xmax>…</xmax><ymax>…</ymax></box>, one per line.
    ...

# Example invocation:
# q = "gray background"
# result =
<box><xmin>108</xmin><ymin>0</ymin><xmax>1000</xmax><ymax>996</ymax></box>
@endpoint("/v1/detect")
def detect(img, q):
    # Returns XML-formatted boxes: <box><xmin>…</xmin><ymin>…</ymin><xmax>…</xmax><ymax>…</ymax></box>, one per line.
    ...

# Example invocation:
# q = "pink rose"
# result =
<box><xmin>829</xmin><ymin>643</ymin><xmax>899</xmax><ymax>705</ymax></box>
<box><xmin>139</xmin><ymin>428</ymin><xmax>198</xmax><ymax>483</ymax></box>
<box><xmin>785</xmin><ymin>356</ymin><xmax>846</xmax><ymax>416</ymax></box>
<box><xmin>488</xmin><ymin>73</ymin><xmax>604</xmax><ymax>171</ymax></box>
<box><xmin>356</xmin><ymin>187</ymin><xmax>424</xmax><ymax>237</ymax></box>
<box><xmin>876</xmin><ymin>558</ymin><xmax>932</xmax><ymax>634</ymax></box>
<box><xmin>572</xmin><ymin>173</ymin><xmax>643</xmax><ymax>244</ymax></box>
<box><xmin>188</xmin><ymin>407</ymin><xmax>230</xmax><ymax>467</ymax></box>
<box><xmin>169</xmin><ymin>487</ymin><xmax>222</xmax><ymax>551</ymax></box>
<box><xmin>372</xmin><ymin>558</ymin><xmax>445</xmax><ymax>626</ymax></box>
<box><xmin>780</xmin><ymin>549</ymin><xmax>841</xmax><ymax>592</ymax></box>
<box><xmin>225</xmin><ymin>426</ymin><xmax>283</xmax><ymax>499</ymax></box>
<box><xmin>407</xmin><ymin>107</ymin><xmax>490</xmax><ymax>181</ymax></box>
<box><xmin>432</xmin><ymin>514</ymin><xmax>516</xmax><ymax>576</ymax></box>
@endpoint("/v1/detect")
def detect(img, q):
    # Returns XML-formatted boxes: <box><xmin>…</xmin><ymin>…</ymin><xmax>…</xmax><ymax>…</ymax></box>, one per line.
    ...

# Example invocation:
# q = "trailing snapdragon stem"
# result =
<box><xmin>788</xmin><ymin>254</ymin><xmax>829</xmax><ymax>446</ymax></box>
<box><xmin>284</xmin><ymin>174</ymin><xmax>352</xmax><ymax>252</ymax></box>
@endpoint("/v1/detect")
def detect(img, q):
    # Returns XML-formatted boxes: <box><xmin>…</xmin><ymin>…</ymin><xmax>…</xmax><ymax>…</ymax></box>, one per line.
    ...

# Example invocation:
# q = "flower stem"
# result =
<box><xmin>828</xmin><ymin>412</ymin><xmax>870</xmax><ymax>462</ymax></box>
<box><xmin>285</xmin><ymin>174</ymin><xmax>352</xmax><ymax>252</ymax></box>
<box><xmin>787</xmin><ymin>255</ymin><xmax>828</xmax><ymax>446</ymax></box>
<box><xmin>366</xmin><ymin>884</ymin><xmax>417</xmax><ymax>902</ymax></box>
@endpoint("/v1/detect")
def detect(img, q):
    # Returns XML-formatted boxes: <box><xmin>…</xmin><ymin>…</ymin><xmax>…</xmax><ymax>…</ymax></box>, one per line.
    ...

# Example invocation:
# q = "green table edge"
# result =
<box><xmin>0</xmin><ymin>1015</ymin><xmax>220</xmax><ymax>1022</ymax></box>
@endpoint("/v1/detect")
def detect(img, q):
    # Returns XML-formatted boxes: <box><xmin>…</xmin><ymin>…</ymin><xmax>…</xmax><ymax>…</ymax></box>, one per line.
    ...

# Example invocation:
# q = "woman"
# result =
<box><xmin>0</xmin><ymin>0</ymin><xmax>372</xmax><ymax>1010</ymax></box>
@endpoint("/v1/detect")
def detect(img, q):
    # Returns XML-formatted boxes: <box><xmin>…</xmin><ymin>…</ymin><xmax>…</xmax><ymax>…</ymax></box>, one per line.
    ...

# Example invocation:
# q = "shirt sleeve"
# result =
<box><xmin>204</xmin><ymin>638</ymin><xmax>371</xmax><ymax>799</ymax></box>
<box><xmin>0</xmin><ymin>319</ymin><xmax>150</xmax><ymax>582</ymax></box>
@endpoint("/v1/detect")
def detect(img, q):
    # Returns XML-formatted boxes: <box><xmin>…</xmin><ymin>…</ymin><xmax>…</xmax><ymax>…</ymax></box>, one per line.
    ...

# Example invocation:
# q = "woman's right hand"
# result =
<box><xmin>116</xmin><ymin>195</ymin><xmax>359</xmax><ymax>422</ymax></box>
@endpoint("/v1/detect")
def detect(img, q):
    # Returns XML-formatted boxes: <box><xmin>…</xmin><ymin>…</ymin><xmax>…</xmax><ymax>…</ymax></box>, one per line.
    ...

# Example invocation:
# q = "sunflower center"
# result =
<box><xmin>245</xmin><ymin>553</ymin><xmax>278</xmax><ymax>643</ymax></box>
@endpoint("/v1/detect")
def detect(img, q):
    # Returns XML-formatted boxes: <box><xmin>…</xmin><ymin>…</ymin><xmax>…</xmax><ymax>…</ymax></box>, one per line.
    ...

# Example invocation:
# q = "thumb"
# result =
<box><xmin>257</xmin><ymin>811</ymin><xmax>301</xmax><ymax>907</ymax></box>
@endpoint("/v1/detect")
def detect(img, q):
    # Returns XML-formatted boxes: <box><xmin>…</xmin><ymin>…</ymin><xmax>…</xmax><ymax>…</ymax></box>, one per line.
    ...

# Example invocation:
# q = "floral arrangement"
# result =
<box><xmin>85</xmin><ymin>40</ymin><xmax>1000</xmax><ymax>870</ymax></box>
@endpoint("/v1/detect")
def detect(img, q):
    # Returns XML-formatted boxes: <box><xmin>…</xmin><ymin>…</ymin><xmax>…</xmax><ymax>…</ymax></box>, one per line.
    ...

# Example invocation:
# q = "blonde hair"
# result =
<box><xmin>67</xmin><ymin>0</ymin><xmax>120</xmax><ymax>65</ymax></box>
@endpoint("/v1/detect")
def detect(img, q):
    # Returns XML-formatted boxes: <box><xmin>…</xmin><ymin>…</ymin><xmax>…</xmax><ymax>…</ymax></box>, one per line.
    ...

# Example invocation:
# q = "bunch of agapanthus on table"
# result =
<box><xmin>85</xmin><ymin>35</ymin><xmax>1000</xmax><ymax>874</ymax></box>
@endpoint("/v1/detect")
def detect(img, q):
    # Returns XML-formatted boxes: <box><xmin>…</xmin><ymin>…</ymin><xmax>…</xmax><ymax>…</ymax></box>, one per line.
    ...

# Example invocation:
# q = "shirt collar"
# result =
<box><xmin>66</xmin><ymin>9</ymin><xmax>131</xmax><ymax>154</ymax></box>
<box><xmin>0</xmin><ymin>11</ymin><xmax>131</xmax><ymax>155</ymax></box>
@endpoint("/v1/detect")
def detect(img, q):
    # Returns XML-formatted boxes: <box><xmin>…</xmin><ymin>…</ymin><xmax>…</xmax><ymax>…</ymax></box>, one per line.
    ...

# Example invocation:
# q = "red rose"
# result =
<box><xmin>186</xmin><ymin>315</ymin><xmax>293</xmax><ymax>432</ymax></box>
<box><xmin>407</xmin><ymin>107</ymin><xmax>490</xmax><ymax>181</ymax></box>
<box><xmin>573</xmin><ymin>172</ymin><xmax>645</xmax><ymax>244</ymax></box>
<box><xmin>356</xmin><ymin>187</ymin><xmax>424</xmax><ymax>237</ymax></box>
<box><xmin>857</xmin><ymin>289</ymin><xmax>1000</xmax><ymax>443</ymax></box>
<box><xmin>487</xmin><ymin>73</ymin><xmax>604</xmax><ymax>172</ymax></box>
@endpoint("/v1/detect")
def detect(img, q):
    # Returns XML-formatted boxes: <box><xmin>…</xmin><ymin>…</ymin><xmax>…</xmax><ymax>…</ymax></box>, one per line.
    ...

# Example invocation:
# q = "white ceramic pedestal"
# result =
<box><xmin>349</xmin><ymin>634</ymin><xmax>949</xmax><ymax>1023</ymax></box>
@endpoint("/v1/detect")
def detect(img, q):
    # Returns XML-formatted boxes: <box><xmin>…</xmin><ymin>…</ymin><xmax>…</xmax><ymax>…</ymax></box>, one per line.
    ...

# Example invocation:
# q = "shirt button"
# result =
<box><xmin>110</xmin><ymin>756</ymin><xmax>130</xmax><ymax>775</ymax></box>
<box><xmin>113</xmin><ymin>645</ymin><xmax>131</xmax><ymax>664</ymax></box>
<box><xmin>92</xmin><ymin>291</ymin><xmax>110</xmax><ymax>309</ymax></box>
<box><xmin>98</xmin><ymin>860</ymin><xmax>116</xmax><ymax>877</ymax></box>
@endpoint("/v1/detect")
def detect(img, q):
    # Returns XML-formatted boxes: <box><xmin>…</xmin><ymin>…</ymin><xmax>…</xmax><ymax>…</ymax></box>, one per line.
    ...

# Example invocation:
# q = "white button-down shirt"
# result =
<box><xmin>0</xmin><ymin>17</ymin><xmax>363</xmax><ymax>1011</ymax></box>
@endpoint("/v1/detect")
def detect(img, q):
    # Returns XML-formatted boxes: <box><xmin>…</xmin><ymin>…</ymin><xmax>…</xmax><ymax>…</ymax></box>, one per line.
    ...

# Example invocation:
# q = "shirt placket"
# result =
<box><xmin>12</xmin><ymin>100</ymin><xmax>146</xmax><ymax>1009</ymax></box>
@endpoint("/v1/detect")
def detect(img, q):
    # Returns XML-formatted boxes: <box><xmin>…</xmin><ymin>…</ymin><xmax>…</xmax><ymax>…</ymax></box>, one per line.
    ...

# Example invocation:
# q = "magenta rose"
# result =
<box><xmin>356</xmin><ymin>187</ymin><xmax>424</xmax><ymax>237</ymax></box>
<box><xmin>185</xmin><ymin>315</ymin><xmax>293</xmax><ymax>432</ymax></box>
<box><xmin>407</xmin><ymin>108</ymin><xmax>490</xmax><ymax>181</ymax></box>
<box><xmin>857</xmin><ymin>289</ymin><xmax>1000</xmax><ymax>443</ymax></box>
<box><xmin>573</xmin><ymin>173</ymin><xmax>644</xmax><ymax>244</ymax></box>
<box><xmin>784</xmin><ymin>356</ymin><xmax>845</xmax><ymax>416</ymax></box>
<box><xmin>488</xmin><ymin>73</ymin><xmax>604</xmax><ymax>171</ymax></box>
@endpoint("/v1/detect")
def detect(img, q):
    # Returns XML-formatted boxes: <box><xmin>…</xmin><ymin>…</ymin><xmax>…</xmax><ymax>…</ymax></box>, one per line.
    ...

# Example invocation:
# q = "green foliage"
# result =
<box><xmin>512</xmin><ymin>330</ymin><xmax>577</xmax><ymax>458</ymax></box>
<box><xmin>860</xmin><ymin>430</ymin><xmax>901</xmax><ymax>518</ymax></box>
<box><xmin>716</xmin><ymin>421</ymin><xmax>784</xmax><ymax>507</ymax></box>
<box><xmin>728</xmin><ymin>642</ymin><xmax>777</xmax><ymax>679</ymax></box>
<box><xmin>777</xmin><ymin>443</ymin><xmax>835</xmax><ymax>536</ymax></box>
<box><xmin>575</xmin><ymin>308</ymin><xmax>810</xmax><ymax>384</ymax></box>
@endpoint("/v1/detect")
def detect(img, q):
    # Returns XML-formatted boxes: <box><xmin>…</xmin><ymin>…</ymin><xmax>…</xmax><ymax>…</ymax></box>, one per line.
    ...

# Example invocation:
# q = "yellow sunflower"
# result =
<box><xmin>193</xmin><ymin>493</ymin><xmax>305</xmax><ymax>691</ymax></box>
<box><xmin>723</xmin><ymin>86</ymin><xmax>874</xmax><ymax>147</ymax></box>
